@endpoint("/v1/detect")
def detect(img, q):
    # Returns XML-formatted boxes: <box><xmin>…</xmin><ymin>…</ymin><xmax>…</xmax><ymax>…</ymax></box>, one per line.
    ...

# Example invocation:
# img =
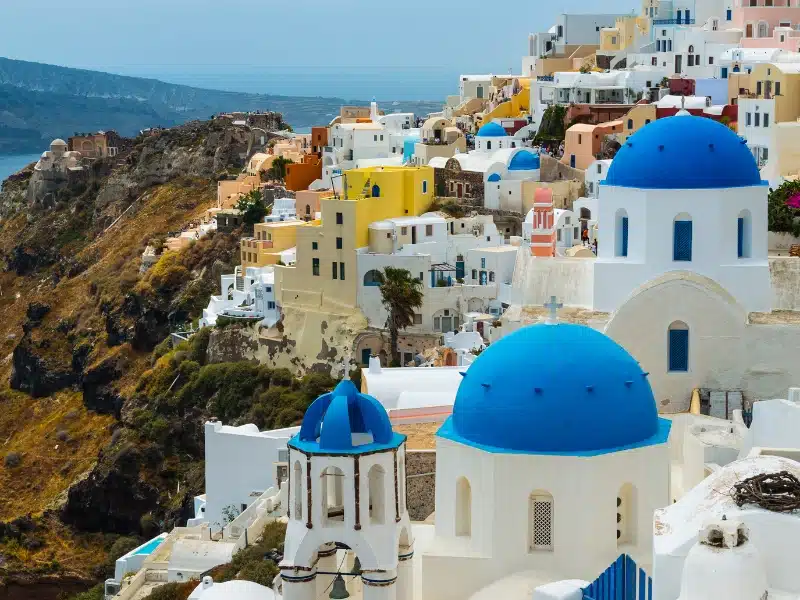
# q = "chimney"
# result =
<box><xmin>202</xmin><ymin>576</ymin><xmax>214</xmax><ymax>589</ymax></box>
<box><xmin>369</xmin><ymin>355</ymin><xmax>382</xmax><ymax>374</ymax></box>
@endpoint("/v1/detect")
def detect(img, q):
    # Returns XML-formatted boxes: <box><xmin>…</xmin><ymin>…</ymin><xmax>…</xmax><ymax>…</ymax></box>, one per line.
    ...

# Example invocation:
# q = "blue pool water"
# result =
<box><xmin>133</xmin><ymin>536</ymin><xmax>165</xmax><ymax>556</ymax></box>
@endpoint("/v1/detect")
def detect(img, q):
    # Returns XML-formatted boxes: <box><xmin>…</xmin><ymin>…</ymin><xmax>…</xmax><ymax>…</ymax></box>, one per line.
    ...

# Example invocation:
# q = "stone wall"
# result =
<box><xmin>511</xmin><ymin>252</ymin><xmax>596</xmax><ymax>309</ymax></box>
<box><xmin>540</xmin><ymin>154</ymin><xmax>585</xmax><ymax>184</ymax></box>
<box><xmin>769</xmin><ymin>232</ymin><xmax>800</xmax><ymax>253</ymax></box>
<box><xmin>405</xmin><ymin>450</ymin><xmax>436</xmax><ymax>521</ymax></box>
<box><xmin>433</xmin><ymin>164</ymin><xmax>485</xmax><ymax>205</ymax></box>
<box><xmin>770</xmin><ymin>257</ymin><xmax>800</xmax><ymax>310</ymax></box>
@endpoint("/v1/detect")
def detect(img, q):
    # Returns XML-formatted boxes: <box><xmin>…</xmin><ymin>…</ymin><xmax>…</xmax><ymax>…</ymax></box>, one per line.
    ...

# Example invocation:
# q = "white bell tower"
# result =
<box><xmin>280</xmin><ymin>379</ymin><xmax>414</xmax><ymax>600</ymax></box>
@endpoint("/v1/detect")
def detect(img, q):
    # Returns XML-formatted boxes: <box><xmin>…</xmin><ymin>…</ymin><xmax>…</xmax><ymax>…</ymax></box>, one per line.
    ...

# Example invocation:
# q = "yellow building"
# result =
<box><xmin>742</xmin><ymin>63</ymin><xmax>800</xmax><ymax>125</ymax></box>
<box><xmin>617</xmin><ymin>103</ymin><xmax>657</xmax><ymax>143</ymax></box>
<box><xmin>477</xmin><ymin>78</ymin><xmax>531</xmax><ymax>127</ymax></box>
<box><xmin>599</xmin><ymin>15</ymin><xmax>648</xmax><ymax>53</ymax></box>
<box><xmin>277</xmin><ymin>165</ymin><xmax>435</xmax><ymax>309</ymax></box>
<box><xmin>240</xmin><ymin>220</ymin><xmax>301</xmax><ymax>269</ymax></box>
<box><xmin>217</xmin><ymin>175</ymin><xmax>261</xmax><ymax>209</ymax></box>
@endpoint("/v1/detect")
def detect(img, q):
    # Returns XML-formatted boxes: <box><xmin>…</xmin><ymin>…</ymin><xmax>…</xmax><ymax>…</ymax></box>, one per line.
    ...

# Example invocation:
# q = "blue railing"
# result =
<box><xmin>652</xmin><ymin>18</ymin><xmax>695</xmax><ymax>24</ymax></box>
<box><xmin>583</xmin><ymin>555</ymin><xmax>652</xmax><ymax>600</ymax></box>
<box><xmin>537</xmin><ymin>75</ymin><xmax>555</xmax><ymax>82</ymax></box>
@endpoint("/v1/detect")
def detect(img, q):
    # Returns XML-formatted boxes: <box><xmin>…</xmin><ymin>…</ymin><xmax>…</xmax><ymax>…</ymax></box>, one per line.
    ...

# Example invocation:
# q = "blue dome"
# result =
<box><xmin>291</xmin><ymin>380</ymin><xmax>405</xmax><ymax>454</ymax></box>
<box><xmin>476</xmin><ymin>122</ymin><xmax>508</xmax><ymax>137</ymax></box>
<box><xmin>508</xmin><ymin>150</ymin><xmax>541</xmax><ymax>171</ymax></box>
<box><xmin>605</xmin><ymin>115</ymin><xmax>763</xmax><ymax>189</ymax></box>
<box><xmin>438</xmin><ymin>324</ymin><xmax>669</xmax><ymax>455</ymax></box>
<box><xmin>487</xmin><ymin>172</ymin><xmax>502</xmax><ymax>182</ymax></box>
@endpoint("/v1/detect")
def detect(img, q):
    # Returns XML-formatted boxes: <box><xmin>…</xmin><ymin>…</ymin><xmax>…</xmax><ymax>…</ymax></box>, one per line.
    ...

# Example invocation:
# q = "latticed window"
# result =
<box><xmin>529</xmin><ymin>493</ymin><xmax>554</xmax><ymax>551</ymax></box>
<box><xmin>673</xmin><ymin>220</ymin><xmax>692</xmax><ymax>261</ymax></box>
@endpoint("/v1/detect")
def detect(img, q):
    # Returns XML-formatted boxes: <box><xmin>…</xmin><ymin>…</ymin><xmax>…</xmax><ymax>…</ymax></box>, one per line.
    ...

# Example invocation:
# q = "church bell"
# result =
<box><xmin>329</xmin><ymin>573</ymin><xmax>350</xmax><ymax>599</ymax></box>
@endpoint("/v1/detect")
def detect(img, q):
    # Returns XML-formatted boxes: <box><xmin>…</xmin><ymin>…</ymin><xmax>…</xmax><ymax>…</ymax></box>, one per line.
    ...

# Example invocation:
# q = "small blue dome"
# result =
<box><xmin>291</xmin><ymin>380</ymin><xmax>405</xmax><ymax>454</ymax></box>
<box><xmin>508</xmin><ymin>150</ymin><xmax>541</xmax><ymax>171</ymax></box>
<box><xmin>438</xmin><ymin>324</ymin><xmax>669</xmax><ymax>455</ymax></box>
<box><xmin>605</xmin><ymin>116</ymin><xmax>763</xmax><ymax>189</ymax></box>
<box><xmin>476</xmin><ymin>122</ymin><xmax>508</xmax><ymax>137</ymax></box>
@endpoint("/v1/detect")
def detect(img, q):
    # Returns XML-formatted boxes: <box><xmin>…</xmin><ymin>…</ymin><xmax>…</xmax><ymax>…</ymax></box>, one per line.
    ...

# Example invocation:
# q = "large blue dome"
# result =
<box><xmin>508</xmin><ymin>150</ymin><xmax>540</xmax><ymax>171</ymax></box>
<box><xmin>476</xmin><ymin>122</ymin><xmax>508</xmax><ymax>137</ymax></box>
<box><xmin>605</xmin><ymin>115</ymin><xmax>763</xmax><ymax>190</ymax></box>
<box><xmin>438</xmin><ymin>324</ymin><xmax>669</xmax><ymax>455</ymax></box>
<box><xmin>291</xmin><ymin>380</ymin><xmax>405</xmax><ymax>454</ymax></box>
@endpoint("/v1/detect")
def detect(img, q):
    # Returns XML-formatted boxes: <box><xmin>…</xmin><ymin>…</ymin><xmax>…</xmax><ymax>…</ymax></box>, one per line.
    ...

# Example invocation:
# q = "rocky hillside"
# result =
<box><xmin>0</xmin><ymin>118</ymin><xmax>305</xmax><ymax>598</ymax></box>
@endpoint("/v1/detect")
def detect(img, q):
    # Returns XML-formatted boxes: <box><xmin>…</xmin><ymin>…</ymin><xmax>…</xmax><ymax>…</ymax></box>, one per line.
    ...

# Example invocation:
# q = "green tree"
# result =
<box><xmin>377</xmin><ymin>267</ymin><xmax>423</xmax><ymax>366</ymax></box>
<box><xmin>534</xmin><ymin>105</ymin><xmax>568</xmax><ymax>145</ymax></box>
<box><xmin>235</xmin><ymin>189</ymin><xmax>268</xmax><ymax>225</ymax></box>
<box><xmin>267</xmin><ymin>156</ymin><xmax>294</xmax><ymax>182</ymax></box>
<box><xmin>768</xmin><ymin>179</ymin><xmax>800</xmax><ymax>237</ymax></box>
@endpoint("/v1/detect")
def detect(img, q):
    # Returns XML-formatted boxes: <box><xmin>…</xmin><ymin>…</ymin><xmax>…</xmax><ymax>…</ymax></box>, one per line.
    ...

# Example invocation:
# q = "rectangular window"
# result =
<box><xmin>757</xmin><ymin>81</ymin><xmax>762</xmax><ymax>96</ymax></box>
<box><xmin>755</xmin><ymin>112</ymin><xmax>761</xmax><ymax>127</ymax></box>
<box><xmin>336</xmin><ymin>212</ymin><xmax>343</xmax><ymax>225</ymax></box>
<box><xmin>426</xmin><ymin>224</ymin><xmax>433</xmax><ymax>236</ymax></box>
<box><xmin>709</xmin><ymin>57</ymin><xmax>714</xmax><ymax>65</ymax></box>
<box><xmin>413</xmin><ymin>314</ymin><xmax>422</xmax><ymax>325</ymax></box>
<box><xmin>339</xmin><ymin>262</ymin><xmax>345</xmax><ymax>280</ymax></box>
<box><xmin>332</xmin><ymin>262</ymin><xmax>338</xmax><ymax>279</ymax></box>
<box><xmin>557</xmin><ymin>229</ymin><xmax>562</xmax><ymax>241</ymax></box>
<box><xmin>738</xmin><ymin>217</ymin><xmax>745</xmax><ymax>258</ymax></box>
<box><xmin>471</xmin><ymin>269</ymin><xmax>477</xmax><ymax>279</ymax></box>
<box><xmin>621</xmin><ymin>217</ymin><xmax>629</xmax><ymax>257</ymax></box>
<box><xmin>312</xmin><ymin>258</ymin><xmax>320</xmax><ymax>276</ymax></box>
<box><xmin>746</xmin><ymin>112</ymin><xmax>752</xmax><ymax>126</ymax></box>
<box><xmin>403</xmin><ymin>352</ymin><xmax>413</xmax><ymax>364</ymax></box>
<box><xmin>673</xmin><ymin>221</ymin><xmax>693</xmax><ymax>262</ymax></box>
<box><xmin>312</xmin><ymin>241</ymin><xmax>318</xmax><ymax>250</ymax></box>
<box><xmin>776</xmin><ymin>81</ymin><xmax>782</xmax><ymax>95</ymax></box>
<box><xmin>668</xmin><ymin>328</ymin><xmax>689</xmax><ymax>372</ymax></box>
<box><xmin>268</xmin><ymin>301</ymin><xmax>276</xmax><ymax>310</ymax></box>
<box><xmin>336</xmin><ymin>237</ymin><xmax>343</xmax><ymax>249</ymax></box>
<box><xmin>726</xmin><ymin>8</ymin><xmax>732</xmax><ymax>20</ymax></box>
<box><xmin>481</xmin><ymin>258</ymin><xmax>486</xmax><ymax>268</ymax></box>
<box><xmin>374</xmin><ymin>135</ymin><xmax>378</xmax><ymax>142</ymax></box>
<box><xmin>764</xmin><ymin>113</ymin><xmax>770</xmax><ymax>127</ymax></box>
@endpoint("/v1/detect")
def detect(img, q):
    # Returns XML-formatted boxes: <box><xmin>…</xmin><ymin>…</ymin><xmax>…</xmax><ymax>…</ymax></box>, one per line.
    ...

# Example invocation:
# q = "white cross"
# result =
<box><xmin>544</xmin><ymin>295</ymin><xmax>563</xmax><ymax>325</ymax></box>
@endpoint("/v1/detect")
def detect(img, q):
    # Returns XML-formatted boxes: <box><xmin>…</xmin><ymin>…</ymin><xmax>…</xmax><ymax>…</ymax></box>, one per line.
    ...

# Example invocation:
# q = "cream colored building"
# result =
<box><xmin>241</xmin><ymin>220</ymin><xmax>302</xmax><ymax>269</ymax></box>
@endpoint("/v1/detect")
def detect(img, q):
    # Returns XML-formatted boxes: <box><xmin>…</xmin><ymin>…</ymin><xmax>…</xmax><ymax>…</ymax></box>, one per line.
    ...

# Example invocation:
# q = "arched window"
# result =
<box><xmin>738</xmin><ymin>209</ymin><xmax>752</xmax><ymax>259</ymax></box>
<box><xmin>529</xmin><ymin>491</ymin><xmax>554</xmax><ymax>551</ymax></box>
<box><xmin>668</xmin><ymin>321</ymin><xmax>689</xmax><ymax>373</ymax></box>
<box><xmin>627</xmin><ymin>118</ymin><xmax>634</xmax><ymax>130</ymax></box>
<box><xmin>758</xmin><ymin>21</ymin><xmax>769</xmax><ymax>38</ymax></box>
<box><xmin>455</xmin><ymin>477</ymin><xmax>471</xmax><ymax>536</ymax></box>
<box><xmin>615</xmin><ymin>209</ymin><xmax>629</xmax><ymax>257</ymax></box>
<box><xmin>371</xmin><ymin>184</ymin><xmax>381</xmax><ymax>198</ymax></box>
<box><xmin>293</xmin><ymin>461</ymin><xmax>303</xmax><ymax>521</ymax></box>
<box><xmin>363</xmin><ymin>269</ymin><xmax>382</xmax><ymax>287</ymax></box>
<box><xmin>321</xmin><ymin>466</ymin><xmax>345</xmax><ymax>524</ymax></box>
<box><xmin>486</xmin><ymin>141</ymin><xmax>492</xmax><ymax>150</ymax></box>
<box><xmin>673</xmin><ymin>213</ymin><xmax>693</xmax><ymax>261</ymax></box>
<box><xmin>305</xmin><ymin>204</ymin><xmax>311</xmax><ymax>216</ymax></box>
<box><xmin>422</xmin><ymin>180</ymin><xmax>428</xmax><ymax>194</ymax></box>
<box><xmin>227</xmin><ymin>284</ymin><xmax>234</xmax><ymax>300</ymax></box>
<box><xmin>368</xmin><ymin>464</ymin><xmax>386</xmax><ymax>524</ymax></box>
<box><xmin>617</xmin><ymin>483</ymin><xmax>637</xmax><ymax>546</ymax></box>
<box><xmin>688</xmin><ymin>44</ymin><xmax>695</xmax><ymax>53</ymax></box>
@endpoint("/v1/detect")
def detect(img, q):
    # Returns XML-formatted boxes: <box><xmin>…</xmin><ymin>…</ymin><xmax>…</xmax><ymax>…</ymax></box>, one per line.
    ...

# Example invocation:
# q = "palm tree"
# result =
<box><xmin>377</xmin><ymin>267</ymin><xmax>424</xmax><ymax>366</ymax></box>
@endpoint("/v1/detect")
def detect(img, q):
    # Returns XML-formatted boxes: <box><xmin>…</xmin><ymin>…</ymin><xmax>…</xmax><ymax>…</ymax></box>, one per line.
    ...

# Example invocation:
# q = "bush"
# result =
<box><xmin>142</xmin><ymin>582</ymin><xmax>196</xmax><ymax>600</ymax></box>
<box><xmin>3</xmin><ymin>452</ymin><xmax>21</xmax><ymax>468</ymax></box>
<box><xmin>69</xmin><ymin>583</ymin><xmax>105</xmax><ymax>600</ymax></box>
<box><xmin>188</xmin><ymin>328</ymin><xmax>211</xmax><ymax>365</ymax></box>
<box><xmin>109</xmin><ymin>536</ymin><xmax>142</xmax><ymax>561</ymax></box>
<box><xmin>237</xmin><ymin>560</ymin><xmax>279</xmax><ymax>587</ymax></box>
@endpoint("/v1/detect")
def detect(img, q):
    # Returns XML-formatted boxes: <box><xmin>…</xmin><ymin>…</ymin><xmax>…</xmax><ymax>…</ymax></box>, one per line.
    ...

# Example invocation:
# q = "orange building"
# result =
<box><xmin>311</xmin><ymin>127</ymin><xmax>328</xmax><ymax>155</ymax></box>
<box><xmin>294</xmin><ymin>189</ymin><xmax>334</xmax><ymax>220</ymax></box>
<box><xmin>285</xmin><ymin>154</ymin><xmax>323</xmax><ymax>192</ymax></box>
<box><xmin>529</xmin><ymin>188</ymin><xmax>556</xmax><ymax>257</ymax></box>
<box><xmin>562</xmin><ymin>120</ymin><xmax>623</xmax><ymax>170</ymax></box>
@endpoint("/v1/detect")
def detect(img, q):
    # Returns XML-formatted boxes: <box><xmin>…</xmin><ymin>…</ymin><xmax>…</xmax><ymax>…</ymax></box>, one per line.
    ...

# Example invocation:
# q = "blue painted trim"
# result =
<box><xmin>436</xmin><ymin>416</ymin><xmax>671</xmax><ymax>457</ymax></box>
<box><xmin>289</xmin><ymin>433</ymin><xmax>405</xmax><ymax>456</ymax></box>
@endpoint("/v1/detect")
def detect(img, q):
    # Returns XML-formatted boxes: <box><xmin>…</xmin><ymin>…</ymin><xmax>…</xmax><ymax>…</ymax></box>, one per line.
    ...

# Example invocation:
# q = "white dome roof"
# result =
<box><xmin>51</xmin><ymin>139</ymin><xmax>67</xmax><ymax>147</ymax></box>
<box><xmin>190</xmin><ymin>579</ymin><xmax>275</xmax><ymax>600</ymax></box>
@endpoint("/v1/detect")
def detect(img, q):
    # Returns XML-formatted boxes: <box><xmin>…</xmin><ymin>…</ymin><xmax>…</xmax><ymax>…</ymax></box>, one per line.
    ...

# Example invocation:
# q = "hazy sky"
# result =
<box><xmin>0</xmin><ymin>0</ymin><xmax>637</xmax><ymax>75</ymax></box>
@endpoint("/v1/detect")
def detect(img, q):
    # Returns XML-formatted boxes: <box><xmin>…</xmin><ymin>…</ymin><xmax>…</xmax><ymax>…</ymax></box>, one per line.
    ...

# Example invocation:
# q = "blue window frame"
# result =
<box><xmin>721</xmin><ymin>67</ymin><xmax>729</xmax><ymax>79</ymax></box>
<box><xmin>361</xmin><ymin>348</ymin><xmax>372</xmax><ymax>366</ymax></box>
<box><xmin>481</xmin><ymin>258</ymin><xmax>486</xmax><ymax>268</ymax></box>
<box><xmin>371</xmin><ymin>185</ymin><xmax>381</xmax><ymax>198</ymax></box>
<box><xmin>364</xmin><ymin>270</ymin><xmax>382</xmax><ymax>286</ymax></box>
<box><xmin>668</xmin><ymin>328</ymin><xmax>689</xmax><ymax>372</ymax></box>
<box><xmin>422</xmin><ymin>180</ymin><xmax>428</xmax><ymax>194</ymax></box>
<box><xmin>336</xmin><ymin>237</ymin><xmax>343</xmax><ymax>250</ymax></box>
<box><xmin>621</xmin><ymin>217</ymin><xmax>629</xmax><ymax>257</ymax></box>
<box><xmin>673</xmin><ymin>220</ymin><xmax>692</xmax><ymax>261</ymax></box>
<box><xmin>726</xmin><ymin>8</ymin><xmax>732</xmax><ymax>20</ymax></box>
<box><xmin>332</xmin><ymin>262</ymin><xmax>338</xmax><ymax>280</ymax></box>
<box><xmin>312</xmin><ymin>258</ymin><xmax>320</xmax><ymax>276</ymax></box>
<box><xmin>312</xmin><ymin>241</ymin><xmax>318</xmax><ymax>250</ymax></box>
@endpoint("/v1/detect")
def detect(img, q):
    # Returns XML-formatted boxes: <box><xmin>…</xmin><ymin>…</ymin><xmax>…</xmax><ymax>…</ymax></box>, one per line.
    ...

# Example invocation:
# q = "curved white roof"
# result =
<box><xmin>363</xmin><ymin>366</ymin><xmax>465</xmax><ymax>410</ymax></box>
<box><xmin>51</xmin><ymin>138</ymin><xmax>67</xmax><ymax>146</ymax></box>
<box><xmin>190</xmin><ymin>579</ymin><xmax>275</xmax><ymax>600</ymax></box>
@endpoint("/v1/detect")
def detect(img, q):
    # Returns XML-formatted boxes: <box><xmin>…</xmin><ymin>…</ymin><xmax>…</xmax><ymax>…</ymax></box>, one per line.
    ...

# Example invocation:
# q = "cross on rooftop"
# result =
<box><xmin>544</xmin><ymin>295</ymin><xmax>563</xmax><ymax>325</ymax></box>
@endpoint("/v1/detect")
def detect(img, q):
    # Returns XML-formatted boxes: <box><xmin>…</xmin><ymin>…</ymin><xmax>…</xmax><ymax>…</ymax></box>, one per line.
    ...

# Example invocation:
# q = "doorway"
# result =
<box><xmin>412</xmin><ymin>226</ymin><xmax>417</xmax><ymax>244</ymax></box>
<box><xmin>457</xmin><ymin>183</ymin><xmax>463</xmax><ymax>198</ymax></box>
<box><xmin>675</xmin><ymin>54</ymin><xmax>682</xmax><ymax>74</ymax></box>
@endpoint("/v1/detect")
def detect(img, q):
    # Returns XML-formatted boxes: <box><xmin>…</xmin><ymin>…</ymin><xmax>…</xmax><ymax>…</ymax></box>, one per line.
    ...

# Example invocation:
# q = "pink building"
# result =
<box><xmin>528</xmin><ymin>188</ymin><xmax>556</xmax><ymax>257</ymax></box>
<box><xmin>733</xmin><ymin>0</ymin><xmax>800</xmax><ymax>50</ymax></box>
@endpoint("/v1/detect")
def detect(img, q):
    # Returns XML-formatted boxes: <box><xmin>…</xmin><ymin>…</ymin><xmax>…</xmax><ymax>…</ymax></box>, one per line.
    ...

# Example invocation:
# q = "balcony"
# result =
<box><xmin>652</xmin><ymin>18</ymin><xmax>695</xmax><ymax>24</ymax></box>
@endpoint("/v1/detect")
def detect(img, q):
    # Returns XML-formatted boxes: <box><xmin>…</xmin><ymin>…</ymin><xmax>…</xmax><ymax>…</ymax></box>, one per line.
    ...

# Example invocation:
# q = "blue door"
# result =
<box><xmin>673</xmin><ymin>221</ymin><xmax>692</xmax><ymax>261</ymax></box>
<box><xmin>721</xmin><ymin>67</ymin><xmax>729</xmax><ymax>79</ymax></box>
<box><xmin>456</xmin><ymin>260</ymin><xmax>465</xmax><ymax>279</ymax></box>
<box><xmin>668</xmin><ymin>329</ymin><xmax>689</xmax><ymax>372</ymax></box>
<box><xmin>480</xmin><ymin>271</ymin><xmax>488</xmax><ymax>285</ymax></box>
<box><xmin>685</xmin><ymin>9</ymin><xmax>690</xmax><ymax>22</ymax></box>
<box><xmin>570</xmin><ymin>154</ymin><xmax>576</xmax><ymax>168</ymax></box>
<box><xmin>362</xmin><ymin>348</ymin><xmax>372</xmax><ymax>366</ymax></box>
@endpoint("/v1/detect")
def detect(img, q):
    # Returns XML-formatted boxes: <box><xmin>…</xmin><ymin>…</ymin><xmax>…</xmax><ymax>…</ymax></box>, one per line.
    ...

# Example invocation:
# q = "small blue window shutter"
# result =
<box><xmin>621</xmin><ymin>217</ymin><xmax>629</xmax><ymax>257</ymax></box>
<box><xmin>669</xmin><ymin>329</ymin><xmax>689</xmax><ymax>372</ymax></box>
<box><xmin>737</xmin><ymin>217</ymin><xmax>744</xmax><ymax>258</ymax></box>
<box><xmin>674</xmin><ymin>221</ymin><xmax>692</xmax><ymax>261</ymax></box>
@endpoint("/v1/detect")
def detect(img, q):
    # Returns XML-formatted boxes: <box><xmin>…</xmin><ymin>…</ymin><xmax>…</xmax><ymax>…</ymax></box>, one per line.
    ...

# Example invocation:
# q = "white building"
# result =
<box><xmin>200</xmin><ymin>265</ymin><xmax>282</xmax><ymax>327</ymax></box>
<box><xmin>535</xmin><ymin>68</ymin><xmax>668</xmax><ymax>111</ymax></box>
<box><xmin>34</xmin><ymin>138</ymin><xmax>83</xmax><ymax>172</ymax></box>
<box><xmin>357</xmin><ymin>213</ymin><xmax>506</xmax><ymax>335</ymax></box>
<box><xmin>280</xmin><ymin>378</ymin><xmax>414</xmax><ymax>600</ymax></box>
<box><xmin>189</xmin><ymin>578</ymin><xmax>275</xmax><ymax>600</ymax></box>
<box><xmin>523</xmin><ymin>208</ymin><xmax>580</xmax><ymax>253</ymax></box>
<box><xmin>419</xmin><ymin>323</ymin><xmax>671</xmax><ymax>600</ymax></box>
<box><xmin>200</xmin><ymin>421</ymin><xmax>298</xmax><ymax>531</ymax></box>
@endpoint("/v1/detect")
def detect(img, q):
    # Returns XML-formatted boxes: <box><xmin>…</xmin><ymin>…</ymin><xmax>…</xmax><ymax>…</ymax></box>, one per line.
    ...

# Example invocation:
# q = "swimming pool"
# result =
<box><xmin>134</xmin><ymin>536</ymin><xmax>165</xmax><ymax>556</ymax></box>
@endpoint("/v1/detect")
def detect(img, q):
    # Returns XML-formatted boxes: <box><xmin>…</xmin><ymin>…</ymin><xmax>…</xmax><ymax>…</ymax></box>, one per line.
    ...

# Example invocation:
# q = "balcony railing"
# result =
<box><xmin>537</xmin><ymin>75</ymin><xmax>555</xmax><ymax>82</ymax></box>
<box><xmin>652</xmin><ymin>18</ymin><xmax>695</xmax><ymax>24</ymax></box>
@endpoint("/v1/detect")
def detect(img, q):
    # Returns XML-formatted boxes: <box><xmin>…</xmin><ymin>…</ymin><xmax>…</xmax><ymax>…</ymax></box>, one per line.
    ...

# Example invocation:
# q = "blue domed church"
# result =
<box><xmin>420</xmin><ymin>323</ymin><xmax>671</xmax><ymax>600</ymax></box>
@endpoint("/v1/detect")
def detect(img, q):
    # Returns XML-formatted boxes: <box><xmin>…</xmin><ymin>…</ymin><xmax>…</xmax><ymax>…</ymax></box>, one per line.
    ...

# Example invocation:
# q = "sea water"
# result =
<box><xmin>0</xmin><ymin>154</ymin><xmax>40</xmax><ymax>183</ymax></box>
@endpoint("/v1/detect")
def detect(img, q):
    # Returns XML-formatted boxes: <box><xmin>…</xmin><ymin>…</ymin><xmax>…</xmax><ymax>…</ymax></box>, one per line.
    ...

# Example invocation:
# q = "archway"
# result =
<box><xmin>293</xmin><ymin>461</ymin><xmax>303</xmax><ymax>521</ymax></box>
<box><xmin>371</xmin><ymin>184</ymin><xmax>381</xmax><ymax>198</ymax></box>
<box><xmin>368</xmin><ymin>465</ymin><xmax>386</xmax><ymax>524</ymax></box>
<box><xmin>668</xmin><ymin>320</ymin><xmax>689</xmax><ymax>373</ymax></box>
<box><xmin>321</xmin><ymin>466</ymin><xmax>345</xmax><ymax>524</ymax></box>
